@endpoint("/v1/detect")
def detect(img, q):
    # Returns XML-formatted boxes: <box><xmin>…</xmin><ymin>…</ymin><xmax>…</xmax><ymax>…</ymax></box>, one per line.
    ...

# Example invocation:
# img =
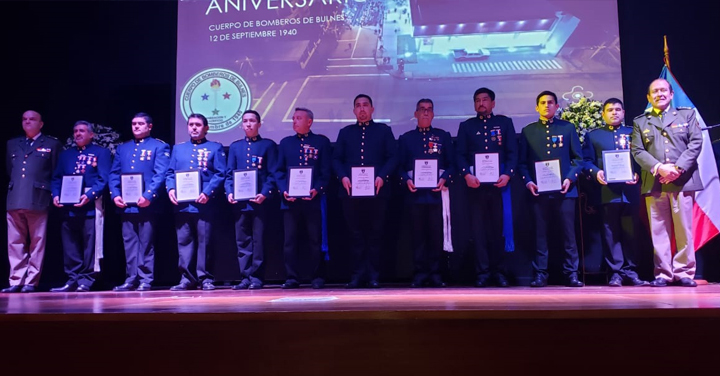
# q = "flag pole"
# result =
<box><xmin>663</xmin><ymin>35</ymin><xmax>671</xmax><ymax>70</ymax></box>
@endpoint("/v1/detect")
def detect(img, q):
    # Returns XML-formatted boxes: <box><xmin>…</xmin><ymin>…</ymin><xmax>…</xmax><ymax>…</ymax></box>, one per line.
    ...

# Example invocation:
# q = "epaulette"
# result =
<box><xmin>45</xmin><ymin>135</ymin><xmax>59</xmax><ymax>140</ymax></box>
<box><xmin>676</xmin><ymin>106</ymin><xmax>693</xmax><ymax>110</ymax></box>
<box><xmin>155</xmin><ymin>138</ymin><xmax>167</xmax><ymax>144</ymax></box>
<box><xmin>634</xmin><ymin>113</ymin><xmax>647</xmax><ymax>120</ymax></box>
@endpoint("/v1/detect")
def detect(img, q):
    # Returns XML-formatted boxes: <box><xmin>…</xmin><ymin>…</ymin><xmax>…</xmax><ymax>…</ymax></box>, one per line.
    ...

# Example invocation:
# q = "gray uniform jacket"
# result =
<box><xmin>631</xmin><ymin>107</ymin><xmax>703</xmax><ymax>194</ymax></box>
<box><xmin>6</xmin><ymin>134</ymin><xmax>63</xmax><ymax>211</ymax></box>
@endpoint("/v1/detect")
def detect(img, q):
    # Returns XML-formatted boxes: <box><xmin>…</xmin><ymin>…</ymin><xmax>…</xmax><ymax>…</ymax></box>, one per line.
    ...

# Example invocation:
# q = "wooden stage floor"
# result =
<box><xmin>3</xmin><ymin>284</ymin><xmax>720</xmax><ymax>318</ymax></box>
<box><xmin>4</xmin><ymin>285</ymin><xmax>720</xmax><ymax>374</ymax></box>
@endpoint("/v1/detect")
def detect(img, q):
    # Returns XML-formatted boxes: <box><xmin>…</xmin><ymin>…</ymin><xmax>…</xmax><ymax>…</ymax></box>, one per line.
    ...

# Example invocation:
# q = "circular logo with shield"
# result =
<box><xmin>180</xmin><ymin>68</ymin><xmax>251</xmax><ymax>133</ymax></box>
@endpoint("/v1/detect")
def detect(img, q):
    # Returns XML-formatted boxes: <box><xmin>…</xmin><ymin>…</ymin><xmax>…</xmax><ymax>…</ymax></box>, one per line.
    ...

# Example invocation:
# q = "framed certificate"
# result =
<box><xmin>288</xmin><ymin>167</ymin><xmax>313</xmax><ymax>197</ymax></box>
<box><xmin>535</xmin><ymin>159</ymin><xmax>562</xmax><ymax>193</ymax></box>
<box><xmin>351</xmin><ymin>166</ymin><xmax>375</xmax><ymax>197</ymax></box>
<box><xmin>413</xmin><ymin>159</ymin><xmax>438</xmax><ymax>189</ymax></box>
<box><xmin>233</xmin><ymin>169</ymin><xmax>258</xmax><ymax>201</ymax></box>
<box><xmin>602</xmin><ymin>150</ymin><xmax>634</xmax><ymax>183</ymax></box>
<box><xmin>475</xmin><ymin>153</ymin><xmax>500</xmax><ymax>183</ymax></box>
<box><xmin>60</xmin><ymin>175</ymin><xmax>84</xmax><ymax>204</ymax></box>
<box><xmin>121</xmin><ymin>174</ymin><xmax>143</xmax><ymax>205</ymax></box>
<box><xmin>175</xmin><ymin>170</ymin><xmax>201</xmax><ymax>202</ymax></box>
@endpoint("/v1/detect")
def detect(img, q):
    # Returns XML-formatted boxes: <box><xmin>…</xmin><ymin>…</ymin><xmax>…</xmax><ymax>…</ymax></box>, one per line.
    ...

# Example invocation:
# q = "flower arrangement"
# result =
<box><xmin>557</xmin><ymin>96</ymin><xmax>604</xmax><ymax>143</ymax></box>
<box><xmin>65</xmin><ymin>123</ymin><xmax>122</xmax><ymax>155</ymax></box>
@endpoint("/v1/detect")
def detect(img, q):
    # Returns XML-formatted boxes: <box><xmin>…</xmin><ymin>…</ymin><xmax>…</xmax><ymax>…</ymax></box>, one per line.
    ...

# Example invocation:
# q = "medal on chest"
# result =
<box><xmin>251</xmin><ymin>155</ymin><xmax>263</xmax><ymax>169</ymax></box>
<box><xmin>428</xmin><ymin>135</ymin><xmax>441</xmax><ymax>154</ymax></box>
<box><xmin>303</xmin><ymin>144</ymin><xmax>319</xmax><ymax>162</ymax></box>
<box><xmin>618</xmin><ymin>134</ymin><xmax>629</xmax><ymax>150</ymax></box>
<box><xmin>197</xmin><ymin>149</ymin><xmax>210</xmax><ymax>171</ymax></box>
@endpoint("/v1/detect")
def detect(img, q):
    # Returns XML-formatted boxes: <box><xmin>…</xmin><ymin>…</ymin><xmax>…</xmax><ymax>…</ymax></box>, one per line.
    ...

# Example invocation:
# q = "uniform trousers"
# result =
<box><xmin>531</xmin><ymin>195</ymin><xmax>579</xmax><ymax>278</ymax></box>
<box><xmin>235</xmin><ymin>204</ymin><xmax>267</xmax><ymax>284</ymax></box>
<box><xmin>283</xmin><ymin>200</ymin><xmax>325</xmax><ymax>283</ymax></box>
<box><xmin>60</xmin><ymin>216</ymin><xmax>96</xmax><ymax>287</ymax></box>
<box><xmin>409</xmin><ymin>203</ymin><xmax>443</xmax><ymax>283</ymax></box>
<box><xmin>175</xmin><ymin>212</ymin><xmax>213</xmax><ymax>286</ymax></box>
<box><xmin>467</xmin><ymin>186</ymin><xmax>505</xmax><ymax>279</ymax></box>
<box><xmin>6</xmin><ymin>209</ymin><xmax>48</xmax><ymax>287</ymax></box>
<box><xmin>602</xmin><ymin>203</ymin><xmax>640</xmax><ymax>279</ymax></box>
<box><xmin>645</xmin><ymin>191</ymin><xmax>696</xmax><ymax>281</ymax></box>
<box><xmin>121</xmin><ymin>213</ymin><xmax>156</xmax><ymax>285</ymax></box>
<box><xmin>342</xmin><ymin>198</ymin><xmax>387</xmax><ymax>283</ymax></box>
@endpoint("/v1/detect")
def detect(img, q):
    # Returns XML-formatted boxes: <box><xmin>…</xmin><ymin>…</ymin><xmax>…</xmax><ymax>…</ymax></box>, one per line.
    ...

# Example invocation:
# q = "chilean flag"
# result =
<box><xmin>651</xmin><ymin>66</ymin><xmax>720</xmax><ymax>251</ymax></box>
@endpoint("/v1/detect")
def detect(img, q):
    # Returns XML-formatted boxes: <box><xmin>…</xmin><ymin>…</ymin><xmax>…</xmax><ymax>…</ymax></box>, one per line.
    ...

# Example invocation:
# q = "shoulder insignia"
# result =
<box><xmin>676</xmin><ymin>106</ymin><xmax>693</xmax><ymax>111</ymax></box>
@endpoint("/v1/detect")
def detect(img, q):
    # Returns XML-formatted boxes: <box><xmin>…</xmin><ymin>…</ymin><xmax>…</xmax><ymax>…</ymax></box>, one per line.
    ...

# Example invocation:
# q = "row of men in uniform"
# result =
<box><xmin>2</xmin><ymin>78</ymin><xmax>702</xmax><ymax>292</ymax></box>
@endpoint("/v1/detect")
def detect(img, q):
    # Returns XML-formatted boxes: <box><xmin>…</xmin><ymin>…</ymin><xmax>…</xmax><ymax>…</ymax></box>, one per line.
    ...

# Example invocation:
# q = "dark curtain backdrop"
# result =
<box><xmin>2</xmin><ymin>0</ymin><xmax>719</xmax><ymax>288</ymax></box>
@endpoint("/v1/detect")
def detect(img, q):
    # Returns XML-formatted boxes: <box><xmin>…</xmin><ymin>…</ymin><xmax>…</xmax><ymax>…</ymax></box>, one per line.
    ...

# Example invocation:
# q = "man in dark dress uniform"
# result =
<box><xmin>518</xmin><ymin>91</ymin><xmax>584</xmax><ymax>287</ymax></box>
<box><xmin>50</xmin><ymin>121</ymin><xmax>112</xmax><ymax>292</ymax></box>
<box><xmin>166</xmin><ymin>113</ymin><xmax>226</xmax><ymax>291</ymax></box>
<box><xmin>631</xmin><ymin>79</ymin><xmax>703</xmax><ymax>287</ymax></box>
<box><xmin>456</xmin><ymin>88</ymin><xmax>517</xmax><ymax>287</ymax></box>
<box><xmin>582</xmin><ymin>98</ymin><xmax>648</xmax><ymax>287</ymax></box>
<box><xmin>225</xmin><ymin>110</ymin><xmax>277</xmax><ymax>290</ymax></box>
<box><xmin>398</xmin><ymin>98</ymin><xmax>453</xmax><ymax>288</ymax></box>
<box><xmin>332</xmin><ymin>94</ymin><xmax>397</xmax><ymax>288</ymax></box>
<box><xmin>275</xmin><ymin>107</ymin><xmax>332</xmax><ymax>289</ymax></box>
<box><xmin>3</xmin><ymin>110</ymin><xmax>62</xmax><ymax>293</ymax></box>
<box><xmin>109</xmin><ymin>113</ymin><xmax>171</xmax><ymax>291</ymax></box>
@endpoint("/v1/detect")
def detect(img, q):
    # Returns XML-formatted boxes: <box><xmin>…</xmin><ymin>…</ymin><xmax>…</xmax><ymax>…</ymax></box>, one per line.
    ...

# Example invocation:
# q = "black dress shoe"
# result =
<box><xmin>76</xmin><ymin>284</ymin><xmax>91</xmax><ymax>292</ymax></box>
<box><xmin>232</xmin><ymin>280</ymin><xmax>251</xmax><ymax>290</ymax></box>
<box><xmin>626</xmin><ymin>277</ymin><xmax>649</xmax><ymax>286</ymax></box>
<box><xmin>51</xmin><ymin>283</ymin><xmax>78</xmax><ymax>292</ymax></box>
<box><xmin>566</xmin><ymin>276</ymin><xmax>584</xmax><ymax>287</ymax></box>
<box><xmin>281</xmin><ymin>280</ymin><xmax>300</xmax><ymax>289</ymax></box>
<box><xmin>649</xmin><ymin>278</ymin><xmax>668</xmax><ymax>287</ymax></box>
<box><xmin>311</xmin><ymin>279</ymin><xmax>325</xmax><ymax>289</ymax></box>
<box><xmin>1</xmin><ymin>285</ymin><xmax>22</xmax><ymax>293</ymax></box>
<box><xmin>345</xmin><ymin>280</ymin><xmax>362</xmax><ymax>289</ymax></box>
<box><xmin>677</xmin><ymin>277</ymin><xmax>697</xmax><ymax>287</ymax></box>
<box><xmin>495</xmin><ymin>274</ymin><xmax>510</xmax><ymax>288</ymax></box>
<box><xmin>170</xmin><ymin>282</ymin><xmax>196</xmax><ymax>291</ymax></box>
<box><xmin>248</xmin><ymin>282</ymin><xmax>263</xmax><ymax>290</ymax></box>
<box><xmin>429</xmin><ymin>276</ymin><xmax>446</xmax><ymax>288</ymax></box>
<box><xmin>113</xmin><ymin>283</ymin><xmax>137</xmax><ymax>292</ymax></box>
<box><xmin>137</xmin><ymin>283</ymin><xmax>152</xmax><ymax>291</ymax></box>
<box><xmin>608</xmin><ymin>275</ymin><xmax>622</xmax><ymax>287</ymax></box>
<box><xmin>21</xmin><ymin>285</ymin><xmax>36</xmax><ymax>293</ymax></box>
<box><xmin>368</xmin><ymin>280</ymin><xmax>381</xmax><ymax>289</ymax></box>
<box><xmin>474</xmin><ymin>277</ymin><xmax>489</xmax><ymax>288</ymax></box>
<box><xmin>530</xmin><ymin>274</ymin><xmax>547</xmax><ymax>287</ymax></box>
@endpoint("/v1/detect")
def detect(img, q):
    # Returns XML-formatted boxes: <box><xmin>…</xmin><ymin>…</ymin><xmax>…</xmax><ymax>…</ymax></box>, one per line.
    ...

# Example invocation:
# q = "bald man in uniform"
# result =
<box><xmin>3</xmin><ymin>110</ymin><xmax>62</xmax><ymax>293</ymax></box>
<box><xmin>631</xmin><ymin>78</ymin><xmax>703</xmax><ymax>287</ymax></box>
